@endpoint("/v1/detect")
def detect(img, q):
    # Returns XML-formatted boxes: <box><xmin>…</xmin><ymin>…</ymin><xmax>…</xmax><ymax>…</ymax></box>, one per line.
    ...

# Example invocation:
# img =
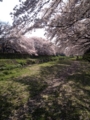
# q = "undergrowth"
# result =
<box><xmin>0</xmin><ymin>56</ymin><xmax>90</xmax><ymax>120</ymax></box>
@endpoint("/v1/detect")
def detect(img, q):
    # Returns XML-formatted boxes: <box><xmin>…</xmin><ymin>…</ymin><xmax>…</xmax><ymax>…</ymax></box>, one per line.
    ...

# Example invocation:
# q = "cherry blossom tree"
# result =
<box><xmin>12</xmin><ymin>0</ymin><xmax>90</xmax><ymax>55</ymax></box>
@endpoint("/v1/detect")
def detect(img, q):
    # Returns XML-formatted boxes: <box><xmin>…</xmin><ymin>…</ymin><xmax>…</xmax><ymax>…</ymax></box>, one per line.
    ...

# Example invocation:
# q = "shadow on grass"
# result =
<box><xmin>13</xmin><ymin>61</ymin><xmax>90</xmax><ymax>119</ymax></box>
<box><xmin>0</xmin><ymin>60</ymin><xmax>90</xmax><ymax>120</ymax></box>
<box><xmin>29</xmin><ymin>61</ymin><xmax>90</xmax><ymax>120</ymax></box>
<box><xmin>0</xmin><ymin>95</ymin><xmax>12</xmax><ymax>120</ymax></box>
<box><xmin>15</xmin><ymin>76</ymin><xmax>48</xmax><ymax>98</ymax></box>
<box><xmin>68</xmin><ymin>72</ymin><xmax>90</xmax><ymax>86</ymax></box>
<box><xmin>14</xmin><ymin>76</ymin><xmax>81</xmax><ymax>120</ymax></box>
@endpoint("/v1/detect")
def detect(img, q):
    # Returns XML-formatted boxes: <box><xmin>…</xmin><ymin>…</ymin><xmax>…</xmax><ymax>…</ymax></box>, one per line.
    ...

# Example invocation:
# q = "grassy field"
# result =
<box><xmin>0</xmin><ymin>56</ymin><xmax>90</xmax><ymax>120</ymax></box>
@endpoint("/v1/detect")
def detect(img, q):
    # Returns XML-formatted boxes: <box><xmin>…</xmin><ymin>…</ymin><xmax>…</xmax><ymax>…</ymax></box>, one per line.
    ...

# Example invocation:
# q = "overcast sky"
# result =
<box><xmin>0</xmin><ymin>0</ymin><xmax>46</xmax><ymax>38</ymax></box>
<box><xmin>0</xmin><ymin>0</ymin><xmax>20</xmax><ymax>24</ymax></box>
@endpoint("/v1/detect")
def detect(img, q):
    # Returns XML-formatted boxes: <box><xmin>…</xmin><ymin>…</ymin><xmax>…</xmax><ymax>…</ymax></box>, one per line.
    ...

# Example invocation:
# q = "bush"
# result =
<box><xmin>26</xmin><ymin>59</ymin><xmax>36</xmax><ymax>64</ymax></box>
<box><xmin>83</xmin><ymin>53</ymin><xmax>90</xmax><ymax>62</ymax></box>
<box><xmin>3</xmin><ymin>71</ymin><xmax>12</xmax><ymax>75</ymax></box>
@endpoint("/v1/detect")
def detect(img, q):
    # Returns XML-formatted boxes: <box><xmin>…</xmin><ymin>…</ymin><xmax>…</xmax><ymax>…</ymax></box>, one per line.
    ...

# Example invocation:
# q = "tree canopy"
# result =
<box><xmin>12</xmin><ymin>0</ymin><xmax>90</xmax><ymax>54</ymax></box>
<box><xmin>0</xmin><ymin>0</ymin><xmax>90</xmax><ymax>55</ymax></box>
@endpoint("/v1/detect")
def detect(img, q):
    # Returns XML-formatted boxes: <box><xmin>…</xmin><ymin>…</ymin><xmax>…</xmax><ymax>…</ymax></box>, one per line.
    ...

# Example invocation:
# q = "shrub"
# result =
<box><xmin>83</xmin><ymin>53</ymin><xmax>90</xmax><ymax>62</ymax></box>
<box><xmin>3</xmin><ymin>71</ymin><xmax>11</xmax><ymax>75</ymax></box>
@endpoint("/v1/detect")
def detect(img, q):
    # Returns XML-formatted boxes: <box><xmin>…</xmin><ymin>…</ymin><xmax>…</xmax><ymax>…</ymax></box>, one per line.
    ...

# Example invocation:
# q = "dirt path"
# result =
<box><xmin>1</xmin><ymin>60</ymin><xmax>90</xmax><ymax>120</ymax></box>
<box><xmin>43</xmin><ymin>61</ymin><xmax>81</xmax><ymax>91</ymax></box>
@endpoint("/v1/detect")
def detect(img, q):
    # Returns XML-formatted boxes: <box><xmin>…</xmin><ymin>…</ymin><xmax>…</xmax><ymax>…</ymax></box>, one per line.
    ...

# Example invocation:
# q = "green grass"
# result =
<box><xmin>0</xmin><ymin>56</ymin><xmax>90</xmax><ymax>120</ymax></box>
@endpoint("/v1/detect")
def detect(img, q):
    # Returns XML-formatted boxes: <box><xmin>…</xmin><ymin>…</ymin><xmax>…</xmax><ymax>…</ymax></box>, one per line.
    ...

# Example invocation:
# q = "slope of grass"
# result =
<box><xmin>0</xmin><ymin>56</ymin><xmax>90</xmax><ymax>120</ymax></box>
